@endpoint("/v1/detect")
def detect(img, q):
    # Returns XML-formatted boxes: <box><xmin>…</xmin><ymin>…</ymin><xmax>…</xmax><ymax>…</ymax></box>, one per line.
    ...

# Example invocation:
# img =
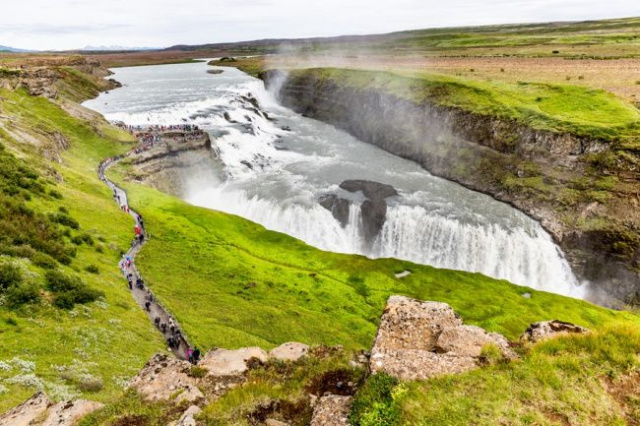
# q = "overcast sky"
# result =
<box><xmin>1</xmin><ymin>0</ymin><xmax>638</xmax><ymax>50</ymax></box>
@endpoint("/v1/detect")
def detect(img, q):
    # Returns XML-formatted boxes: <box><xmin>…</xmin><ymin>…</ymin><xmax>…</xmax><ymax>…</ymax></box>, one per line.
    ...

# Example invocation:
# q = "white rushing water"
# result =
<box><xmin>84</xmin><ymin>60</ymin><xmax>585</xmax><ymax>298</ymax></box>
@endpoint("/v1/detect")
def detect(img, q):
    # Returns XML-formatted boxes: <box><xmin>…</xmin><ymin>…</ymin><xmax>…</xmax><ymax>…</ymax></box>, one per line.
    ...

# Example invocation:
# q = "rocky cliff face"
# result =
<box><xmin>370</xmin><ymin>296</ymin><xmax>517</xmax><ymax>381</ymax></box>
<box><xmin>126</xmin><ymin>132</ymin><xmax>219</xmax><ymax>198</ymax></box>
<box><xmin>262</xmin><ymin>69</ymin><xmax>640</xmax><ymax>304</ymax></box>
<box><xmin>0</xmin><ymin>56</ymin><xmax>120</xmax><ymax>101</ymax></box>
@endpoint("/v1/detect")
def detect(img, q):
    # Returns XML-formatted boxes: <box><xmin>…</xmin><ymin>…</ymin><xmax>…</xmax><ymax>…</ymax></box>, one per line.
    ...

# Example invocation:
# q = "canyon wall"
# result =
<box><xmin>262</xmin><ymin>69</ymin><xmax>640</xmax><ymax>304</ymax></box>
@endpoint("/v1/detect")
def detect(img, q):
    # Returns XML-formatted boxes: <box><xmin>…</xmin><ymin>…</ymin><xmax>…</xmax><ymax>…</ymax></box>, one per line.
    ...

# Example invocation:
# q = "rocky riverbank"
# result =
<box><xmin>261</xmin><ymin>68</ymin><xmax>640</xmax><ymax>305</ymax></box>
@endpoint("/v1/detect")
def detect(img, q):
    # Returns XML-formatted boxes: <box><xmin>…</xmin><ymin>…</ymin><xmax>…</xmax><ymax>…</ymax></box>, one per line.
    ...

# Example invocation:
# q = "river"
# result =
<box><xmin>83</xmin><ymin>60</ymin><xmax>585</xmax><ymax>298</ymax></box>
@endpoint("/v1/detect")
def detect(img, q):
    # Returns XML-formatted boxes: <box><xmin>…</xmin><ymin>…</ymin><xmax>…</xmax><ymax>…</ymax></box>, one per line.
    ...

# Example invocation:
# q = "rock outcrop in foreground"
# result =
<box><xmin>128</xmin><ymin>342</ymin><xmax>311</xmax><ymax>404</ymax></box>
<box><xmin>0</xmin><ymin>392</ymin><xmax>103</xmax><ymax>426</ymax></box>
<box><xmin>370</xmin><ymin>296</ymin><xmax>517</xmax><ymax>381</ymax></box>
<box><xmin>1</xmin><ymin>296</ymin><xmax>594</xmax><ymax>425</ymax></box>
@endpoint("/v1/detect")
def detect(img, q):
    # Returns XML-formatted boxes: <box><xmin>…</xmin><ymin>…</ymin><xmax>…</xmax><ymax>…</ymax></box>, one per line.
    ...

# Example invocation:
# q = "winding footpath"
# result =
<box><xmin>98</xmin><ymin>142</ymin><xmax>191</xmax><ymax>360</ymax></box>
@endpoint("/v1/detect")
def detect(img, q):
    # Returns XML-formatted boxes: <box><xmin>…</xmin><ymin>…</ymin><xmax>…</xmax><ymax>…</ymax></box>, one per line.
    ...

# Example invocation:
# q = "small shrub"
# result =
<box><xmin>500</xmin><ymin>68</ymin><xmax>505</xmax><ymax>72</ymax></box>
<box><xmin>95</xmin><ymin>245</ymin><xmax>104</xmax><ymax>254</ymax></box>
<box><xmin>552</xmin><ymin>50</ymin><xmax>560</xmax><ymax>54</ymax></box>
<box><xmin>578</xmin><ymin>75</ymin><xmax>584</xmax><ymax>80</ymax></box>
<box><xmin>566</xmin><ymin>76</ymin><xmax>571</xmax><ymax>81</ymax></box>
<box><xmin>49</xmin><ymin>190</ymin><xmax>63</xmax><ymax>199</ymax></box>
<box><xmin>6</xmin><ymin>282</ymin><xmax>40</xmax><ymax>308</ymax></box>
<box><xmin>44</xmin><ymin>270</ymin><xmax>103</xmax><ymax>309</ymax></box>
<box><xmin>71</xmin><ymin>236</ymin><xmax>84</xmax><ymax>246</ymax></box>
<box><xmin>350</xmin><ymin>373</ymin><xmax>401</xmax><ymax>426</ymax></box>
<box><xmin>14</xmin><ymin>246</ymin><xmax>36</xmax><ymax>259</ymax></box>
<box><xmin>479</xmin><ymin>343</ymin><xmax>503</xmax><ymax>365</ymax></box>
<box><xmin>80</xmin><ymin>233</ymin><xmax>94</xmax><ymax>246</ymax></box>
<box><xmin>77</xmin><ymin>377</ymin><xmax>103</xmax><ymax>392</ymax></box>
<box><xmin>58</xmin><ymin>206</ymin><xmax>69</xmax><ymax>214</ymax></box>
<box><xmin>188</xmin><ymin>366</ymin><xmax>208</xmax><ymax>378</ymax></box>
<box><xmin>4</xmin><ymin>316</ymin><xmax>18</xmax><ymax>326</ymax></box>
<box><xmin>85</xmin><ymin>265</ymin><xmax>99</xmax><ymax>274</ymax></box>
<box><xmin>31</xmin><ymin>253</ymin><xmax>57</xmax><ymax>269</ymax></box>
<box><xmin>49</xmin><ymin>213</ymin><xmax>79</xmax><ymax>230</ymax></box>
<box><xmin>0</xmin><ymin>264</ymin><xmax>22</xmax><ymax>291</ymax></box>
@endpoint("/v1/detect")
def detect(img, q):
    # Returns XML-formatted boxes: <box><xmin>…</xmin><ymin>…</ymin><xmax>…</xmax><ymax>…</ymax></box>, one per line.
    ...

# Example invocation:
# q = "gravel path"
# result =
<box><xmin>98</xmin><ymin>143</ymin><xmax>192</xmax><ymax>360</ymax></box>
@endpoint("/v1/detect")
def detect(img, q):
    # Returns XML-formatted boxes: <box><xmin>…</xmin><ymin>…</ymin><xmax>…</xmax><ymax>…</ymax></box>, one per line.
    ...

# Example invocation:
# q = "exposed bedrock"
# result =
<box><xmin>319</xmin><ymin>180</ymin><xmax>398</xmax><ymax>246</ymax></box>
<box><xmin>128</xmin><ymin>132</ymin><xmax>221</xmax><ymax>198</ymax></box>
<box><xmin>262</xmin><ymin>69</ymin><xmax>640</xmax><ymax>304</ymax></box>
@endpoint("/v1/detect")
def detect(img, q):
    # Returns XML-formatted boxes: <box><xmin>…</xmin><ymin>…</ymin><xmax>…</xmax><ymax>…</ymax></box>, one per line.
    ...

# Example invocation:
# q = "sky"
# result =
<box><xmin>1</xmin><ymin>0</ymin><xmax>638</xmax><ymax>50</ymax></box>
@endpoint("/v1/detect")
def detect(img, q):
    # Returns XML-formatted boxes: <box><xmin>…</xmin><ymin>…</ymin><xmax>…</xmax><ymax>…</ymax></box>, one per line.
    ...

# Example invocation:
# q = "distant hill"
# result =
<box><xmin>0</xmin><ymin>44</ymin><xmax>35</xmax><ymax>53</ymax></box>
<box><xmin>163</xmin><ymin>16</ymin><xmax>640</xmax><ymax>54</ymax></box>
<box><xmin>82</xmin><ymin>45</ymin><xmax>159</xmax><ymax>52</ymax></box>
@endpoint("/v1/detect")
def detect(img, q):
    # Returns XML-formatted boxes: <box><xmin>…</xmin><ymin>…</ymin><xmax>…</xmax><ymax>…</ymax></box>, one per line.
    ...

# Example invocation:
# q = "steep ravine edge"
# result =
<box><xmin>261</xmin><ymin>69</ymin><xmax>640</xmax><ymax>305</ymax></box>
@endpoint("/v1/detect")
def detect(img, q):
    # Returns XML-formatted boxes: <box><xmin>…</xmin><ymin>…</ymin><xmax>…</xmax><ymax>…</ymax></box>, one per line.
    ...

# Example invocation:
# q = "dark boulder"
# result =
<box><xmin>339</xmin><ymin>180</ymin><xmax>398</xmax><ymax>200</ymax></box>
<box><xmin>319</xmin><ymin>180</ymin><xmax>398</xmax><ymax>246</ymax></box>
<box><xmin>319</xmin><ymin>194</ymin><xmax>350</xmax><ymax>227</ymax></box>
<box><xmin>340</xmin><ymin>180</ymin><xmax>398</xmax><ymax>244</ymax></box>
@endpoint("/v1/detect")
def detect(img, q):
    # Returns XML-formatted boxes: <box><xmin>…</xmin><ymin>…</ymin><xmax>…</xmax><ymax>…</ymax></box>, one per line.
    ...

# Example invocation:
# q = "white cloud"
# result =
<box><xmin>0</xmin><ymin>0</ymin><xmax>637</xmax><ymax>50</ymax></box>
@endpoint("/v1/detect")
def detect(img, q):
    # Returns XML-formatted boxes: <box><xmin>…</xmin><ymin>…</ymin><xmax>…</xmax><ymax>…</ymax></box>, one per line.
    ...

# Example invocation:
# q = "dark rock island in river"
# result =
<box><xmin>319</xmin><ymin>180</ymin><xmax>398</xmax><ymax>246</ymax></box>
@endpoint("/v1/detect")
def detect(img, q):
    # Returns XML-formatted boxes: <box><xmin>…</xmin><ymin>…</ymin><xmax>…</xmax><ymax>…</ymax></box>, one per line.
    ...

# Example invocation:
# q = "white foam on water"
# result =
<box><xmin>85</xmin><ymin>61</ymin><xmax>587</xmax><ymax>300</ymax></box>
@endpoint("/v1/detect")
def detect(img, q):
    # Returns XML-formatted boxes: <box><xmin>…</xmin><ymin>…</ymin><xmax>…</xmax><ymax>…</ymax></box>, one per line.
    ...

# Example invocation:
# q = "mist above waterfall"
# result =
<box><xmin>84</xmin><ymin>60</ymin><xmax>586</xmax><ymax>299</ymax></box>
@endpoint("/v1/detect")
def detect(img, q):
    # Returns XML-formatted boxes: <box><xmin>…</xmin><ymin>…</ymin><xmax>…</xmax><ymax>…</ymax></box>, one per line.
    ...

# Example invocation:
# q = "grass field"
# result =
<box><xmin>104</xmin><ymin>163</ymin><xmax>640</xmax><ymax>351</ymax></box>
<box><xmin>287</xmin><ymin>67</ymin><xmax>640</xmax><ymax>143</ymax></box>
<box><xmin>0</xmin><ymin>87</ymin><xmax>165</xmax><ymax>412</ymax></box>
<box><xmin>348</xmin><ymin>325</ymin><xmax>640</xmax><ymax>425</ymax></box>
<box><xmin>100</xmin><ymin>157</ymin><xmax>640</xmax><ymax>425</ymax></box>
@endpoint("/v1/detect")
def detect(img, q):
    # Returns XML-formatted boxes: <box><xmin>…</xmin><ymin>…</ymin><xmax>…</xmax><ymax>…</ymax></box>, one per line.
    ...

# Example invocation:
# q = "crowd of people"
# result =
<box><xmin>103</xmin><ymin>133</ymin><xmax>202</xmax><ymax>365</ymax></box>
<box><xmin>114</xmin><ymin>123</ymin><xmax>206</xmax><ymax>146</ymax></box>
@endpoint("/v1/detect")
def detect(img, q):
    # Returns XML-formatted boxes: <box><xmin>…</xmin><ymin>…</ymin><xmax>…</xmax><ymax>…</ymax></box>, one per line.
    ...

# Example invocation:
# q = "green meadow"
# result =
<box><xmin>288</xmin><ymin>67</ymin><xmax>640</xmax><ymax>144</ymax></box>
<box><xmin>106</xmin><ymin>165</ymin><xmax>640</xmax><ymax>352</ymax></box>
<box><xmin>0</xmin><ymin>87</ymin><xmax>165</xmax><ymax>412</ymax></box>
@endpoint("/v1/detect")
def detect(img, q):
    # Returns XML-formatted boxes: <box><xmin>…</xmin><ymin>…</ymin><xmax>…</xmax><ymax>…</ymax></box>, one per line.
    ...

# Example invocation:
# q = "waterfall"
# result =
<box><xmin>374</xmin><ymin>205</ymin><xmax>580</xmax><ymax>296</ymax></box>
<box><xmin>84</xmin><ymin>61</ymin><xmax>586</xmax><ymax>300</ymax></box>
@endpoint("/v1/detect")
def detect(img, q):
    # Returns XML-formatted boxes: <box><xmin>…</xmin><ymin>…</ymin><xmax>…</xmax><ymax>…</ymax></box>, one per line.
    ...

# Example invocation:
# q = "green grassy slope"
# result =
<box><xmin>107</xmin><ymin>167</ymin><xmax>640</xmax><ymax>352</ymax></box>
<box><xmin>349</xmin><ymin>325</ymin><xmax>640</xmax><ymax>425</ymax></box>
<box><xmin>102</xmin><ymin>166</ymin><xmax>640</xmax><ymax>426</ymax></box>
<box><xmin>0</xmin><ymin>87</ymin><xmax>165</xmax><ymax>412</ymax></box>
<box><xmin>288</xmin><ymin>67</ymin><xmax>640</xmax><ymax>144</ymax></box>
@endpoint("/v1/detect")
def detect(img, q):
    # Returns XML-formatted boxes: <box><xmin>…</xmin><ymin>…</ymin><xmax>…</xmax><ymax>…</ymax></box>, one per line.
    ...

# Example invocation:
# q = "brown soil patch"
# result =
<box><xmin>305</xmin><ymin>369</ymin><xmax>360</xmax><ymax>396</ymax></box>
<box><xmin>248</xmin><ymin>398</ymin><xmax>312</xmax><ymax>426</ymax></box>
<box><xmin>112</xmin><ymin>414</ymin><xmax>148</xmax><ymax>426</ymax></box>
<box><xmin>601</xmin><ymin>371</ymin><xmax>640</xmax><ymax>425</ymax></box>
<box><xmin>540</xmin><ymin>407</ymin><xmax>571</xmax><ymax>426</ymax></box>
